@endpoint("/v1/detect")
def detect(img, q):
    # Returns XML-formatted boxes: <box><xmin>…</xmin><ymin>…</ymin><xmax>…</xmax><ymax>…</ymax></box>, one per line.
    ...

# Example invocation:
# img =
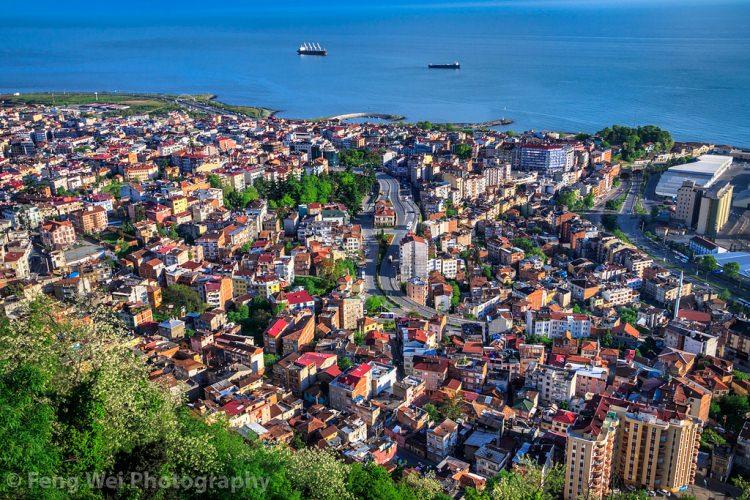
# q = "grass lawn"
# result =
<box><xmin>1</xmin><ymin>91</ymin><xmax>274</xmax><ymax>119</ymax></box>
<box><xmin>0</xmin><ymin>92</ymin><xmax>181</xmax><ymax>116</ymax></box>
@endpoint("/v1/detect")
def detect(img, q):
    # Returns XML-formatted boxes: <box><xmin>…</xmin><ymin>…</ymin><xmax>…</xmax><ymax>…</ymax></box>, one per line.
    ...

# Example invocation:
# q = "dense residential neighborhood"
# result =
<box><xmin>1</xmin><ymin>97</ymin><xmax>750</xmax><ymax>499</ymax></box>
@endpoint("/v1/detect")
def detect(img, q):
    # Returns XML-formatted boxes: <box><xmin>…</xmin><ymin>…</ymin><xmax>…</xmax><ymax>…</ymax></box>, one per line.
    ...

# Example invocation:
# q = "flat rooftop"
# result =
<box><xmin>655</xmin><ymin>154</ymin><xmax>733</xmax><ymax>198</ymax></box>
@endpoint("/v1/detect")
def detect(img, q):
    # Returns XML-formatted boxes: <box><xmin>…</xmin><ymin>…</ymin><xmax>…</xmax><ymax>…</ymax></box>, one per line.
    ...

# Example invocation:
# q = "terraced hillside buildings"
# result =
<box><xmin>1</xmin><ymin>97</ymin><xmax>748</xmax><ymax>499</ymax></box>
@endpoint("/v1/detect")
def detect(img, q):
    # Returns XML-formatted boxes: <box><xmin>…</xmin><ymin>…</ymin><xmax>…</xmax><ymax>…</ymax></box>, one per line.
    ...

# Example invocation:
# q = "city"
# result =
<box><xmin>1</xmin><ymin>94</ymin><xmax>750</xmax><ymax>499</ymax></box>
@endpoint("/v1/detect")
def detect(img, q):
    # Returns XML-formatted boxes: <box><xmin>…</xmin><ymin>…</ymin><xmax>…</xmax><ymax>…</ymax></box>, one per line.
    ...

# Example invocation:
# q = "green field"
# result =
<box><xmin>0</xmin><ymin>92</ymin><xmax>274</xmax><ymax>118</ymax></box>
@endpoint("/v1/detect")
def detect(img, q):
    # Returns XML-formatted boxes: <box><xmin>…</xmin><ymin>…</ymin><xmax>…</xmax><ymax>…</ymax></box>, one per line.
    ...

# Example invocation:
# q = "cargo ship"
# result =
<box><xmin>297</xmin><ymin>43</ymin><xmax>327</xmax><ymax>56</ymax></box>
<box><xmin>428</xmin><ymin>62</ymin><xmax>460</xmax><ymax>69</ymax></box>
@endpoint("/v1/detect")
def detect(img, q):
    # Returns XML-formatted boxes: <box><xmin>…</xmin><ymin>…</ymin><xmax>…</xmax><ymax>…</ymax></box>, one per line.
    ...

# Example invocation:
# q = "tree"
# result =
<box><xmin>0</xmin><ymin>365</ymin><xmax>60</xmax><ymax>496</ymax></box>
<box><xmin>263</xmin><ymin>353</ymin><xmax>280</xmax><ymax>368</ymax></box>
<box><xmin>733</xmin><ymin>475</ymin><xmax>750</xmax><ymax>500</ymax></box>
<box><xmin>525</xmin><ymin>334</ymin><xmax>552</xmax><ymax>347</ymax></box>
<box><xmin>453</xmin><ymin>143</ymin><xmax>473</xmax><ymax>160</ymax></box>
<box><xmin>724</xmin><ymin>261</ymin><xmax>740</xmax><ymax>278</ymax></box>
<box><xmin>400</xmin><ymin>471</ymin><xmax>446</xmax><ymax>500</ymax></box>
<box><xmin>638</xmin><ymin>336</ymin><xmax>659</xmax><ymax>358</ymax></box>
<box><xmin>607</xmin><ymin>492</ymin><xmax>649</xmax><ymax>500</ymax></box>
<box><xmin>472</xmin><ymin>457</ymin><xmax>564</xmax><ymax>500</ymax></box>
<box><xmin>710</xmin><ymin>393</ymin><xmax>750</xmax><ymax>432</ymax></box>
<box><xmin>482</xmin><ymin>265</ymin><xmax>494</xmax><ymax>280</ymax></box>
<box><xmin>338</xmin><ymin>357</ymin><xmax>353</xmax><ymax>371</ymax></box>
<box><xmin>423</xmin><ymin>403</ymin><xmax>441</xmax><ymax>422</ymax></box>
<box><xmin>558</xmin><ymin>189</ymin><xmax>582</xmax><ymax>211</ymax></box>
<box><xmin>700</xmin><ymin>427</ymin><xmax>727</xmax><ymax>451</ymax></box>
<box><xmin>207</xmin><ymin>173</ymin><xmax>224</xmax><ymax>189</ymax></box>
<box><xmin>583</xmin><ymin>191</ymin><xmax>595</xmax><ymax>209</ymax></box>
<box><xmin>285</xmin><ymin>447</ymin><xmax>351</xmax><ymax>500</ymax></box>
<box><xmin>353</xmin><ymin>331</ymin><xmax>365</xmax><ymax>346</ymax></box>
<box><xmin>597</xmin><ymin>124</ymin><xmax>673</xmax><ymax>161</ymax></box>
<box><xmin>619</xmin><ymin>307</ymin><xmax>638</xmax><ymax>325</ymax></box>
<box><xmin>698</xmin><ymin>255</ymin><xmax>719</xmax><ymax>273</ymax></box>
<box><xmin>365</xmin><ymin>295</ymin><xmax>388</xmax><ymax>314</ymax></box>
<box><xmin>161</xmin><ymin>284</ymin><xmax>205</xmax><ymax>315</ymax></box>
<box><xmin>0</xmin><ymin>297</ymin><xmax>471</xmax><ymax>498</ymax></box>
<box><xmin>347</xmin><ymin>462</ymin><xmax>401</xmax><ymax>500</ymax></box>
<box><xmin>602</xmin><ymin>213</ymin><xmax>619</xmax><ymax>231</ymax></box>
<box><xmin>444</xmin><ymin>198</ymin><xmax>457</xmax><ymax>217</ymax></box>
<box><xmin>449</xmin><ymin>281</ymin><xmax>461</xmax><ymax>309</ymax></box>
<box><xmin>439</xmin><ymin>394</ymin><xmax>464</xmax><ymax>421</ymax></box>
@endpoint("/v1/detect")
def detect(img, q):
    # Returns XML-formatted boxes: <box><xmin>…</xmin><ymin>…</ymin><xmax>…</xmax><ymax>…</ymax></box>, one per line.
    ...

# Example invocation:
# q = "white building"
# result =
<box><xmin>655</xmin><ymin>155</ymin><xmax>733</xmax><ymax>198</ymax></box>
<box><xmin>399</xmin><ymin>233</ymin><xmax>429</xmax><ymax>280</ymax></box>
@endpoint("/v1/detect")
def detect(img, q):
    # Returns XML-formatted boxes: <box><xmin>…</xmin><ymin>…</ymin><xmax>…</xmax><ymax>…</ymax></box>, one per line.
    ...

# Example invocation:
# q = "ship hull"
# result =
<box><xmin>298</xmin><ymin>49</ymin><xmax>327</xmax><ymax>56</ymax></box>
<box><xmin>428</xmin><ymin>63</ymin><xmax>460</xmax><ymax>69</ymax></box>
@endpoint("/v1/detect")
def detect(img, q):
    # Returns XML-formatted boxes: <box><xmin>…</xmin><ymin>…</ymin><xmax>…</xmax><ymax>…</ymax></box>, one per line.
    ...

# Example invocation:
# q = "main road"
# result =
<box><xmin>359</xmin><ymin>172</ymin><xmax>479</xmax><ymax>327</ymax></box>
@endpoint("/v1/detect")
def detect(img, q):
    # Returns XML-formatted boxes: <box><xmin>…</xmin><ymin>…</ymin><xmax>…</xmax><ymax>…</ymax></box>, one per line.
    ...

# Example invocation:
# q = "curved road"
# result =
<box><xmin>360</xmin><ymin>172</ymin><xmax>479</xmax><ymax>327</ymax></box>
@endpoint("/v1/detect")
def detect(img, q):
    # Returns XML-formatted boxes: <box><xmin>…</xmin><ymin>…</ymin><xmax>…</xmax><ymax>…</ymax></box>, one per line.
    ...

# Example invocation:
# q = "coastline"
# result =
<box><xmin>3</xmin><ymin>90</ymin><xmax>747</xmax><ymax>150</ymax></box>
<box><xmin>0</xmin><ymin>91</ymin><xmax>277</xmax><ymax>120</ymax></box>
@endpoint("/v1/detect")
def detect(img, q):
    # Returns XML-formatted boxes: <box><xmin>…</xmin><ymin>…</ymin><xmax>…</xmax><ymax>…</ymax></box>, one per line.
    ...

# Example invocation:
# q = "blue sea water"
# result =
<box><xmin>1</xmin><ymin>0</ymin><xmax>749</xmax><ymax>145</ymax></box>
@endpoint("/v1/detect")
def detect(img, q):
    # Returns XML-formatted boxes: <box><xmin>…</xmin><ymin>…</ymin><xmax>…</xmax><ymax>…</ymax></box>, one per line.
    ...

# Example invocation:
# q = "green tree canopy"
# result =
<box><xmin>723</xmin><ymin>261</ymin><xmax>740</xmax><ymax>278</ymax></box>
<box><xmin>453</xmin><ymin>144</ymin><xmax>473</xmax><ymax>160</ymax></box>
<box><xmin>0</xmin><ymin>297</ymin><xmax>473</xmax><ymax>498</ymax></box>
<box><xmin>161</xmin><ymin>284</ymin><xmax>205</xmax><ymax>315</ymax></box>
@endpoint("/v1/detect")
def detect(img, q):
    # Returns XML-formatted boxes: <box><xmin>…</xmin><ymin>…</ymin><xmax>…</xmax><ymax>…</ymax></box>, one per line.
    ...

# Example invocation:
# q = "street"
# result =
<box><xmin>360</xmin><ymin>172</ymin><xmax>481</xmax><ymax>327</ymax></box>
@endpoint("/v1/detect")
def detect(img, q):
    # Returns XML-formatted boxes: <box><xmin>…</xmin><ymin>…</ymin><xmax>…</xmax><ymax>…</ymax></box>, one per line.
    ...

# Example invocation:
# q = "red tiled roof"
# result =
<box><xmin>266</xmin><ymin>318</ymin><xmax>288</xmax><ymax>338</ymax></box>
<box><xmin>287</xmin><ymin>290</ymin><xmax>314</xmax><ymax>305</ymax></box>
<box><xmin>295</xmin><ymin>352</ymin><xmax>335</xmax><ymax>368</ymax></box>
<box><xmin>678</xmin><ymin>309</ymin><xmax>711</xmax><ymax>323</ymax></box>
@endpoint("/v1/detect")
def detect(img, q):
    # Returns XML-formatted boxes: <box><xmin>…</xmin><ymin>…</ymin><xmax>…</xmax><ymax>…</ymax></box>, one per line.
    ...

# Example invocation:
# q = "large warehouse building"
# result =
<box><xmin>655</xmin><ymin>154</ymin><xmax>733</xmax><ymax>198</ymax></box>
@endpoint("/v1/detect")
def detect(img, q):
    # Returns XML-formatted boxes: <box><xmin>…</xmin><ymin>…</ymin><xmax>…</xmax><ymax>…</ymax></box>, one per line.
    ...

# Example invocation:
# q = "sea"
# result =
<box><xmin>2</xmin><ymin>0</ymin><xmax>749</xmax><ymax>146</ymax></box>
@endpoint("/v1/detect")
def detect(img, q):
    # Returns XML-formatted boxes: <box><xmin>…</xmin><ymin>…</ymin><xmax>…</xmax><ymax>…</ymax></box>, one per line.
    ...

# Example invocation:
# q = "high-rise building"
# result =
<box><xmin>696</xmin><ymin>181</ymin><xmax>733</xmax><ymax>236</ymax></box>
<box><xmin>614</xmin><ymin>409</ymin><xmax>702</xmax><ymax>492</ymax></box>
<box><xmin>399</xmin><ymin>233</ymin><xmax>428</xmax><ymax>280</ymax></box>
<box><xmin>564</xmin><ymin>411</ymin><xmax>619</xmax><ymax>500</ymax></box>
<box><xmin>674</xmin><ymin>180</ymin><xmax>701</xmax><ymax>227</ymax></box>
<box><xmin>675</xmin><ymin>179</ymin><xmax>733</xmax><ymax>236</ymax></box>
<box><xmin>565</xmin><ymin>397</ymin><xmax>703</xmax><ymax>499</ymax></box>
<box><xmin>514</xmin><ymin>143</ymin><xmax>574</xmax><ymax>174</ymax></box>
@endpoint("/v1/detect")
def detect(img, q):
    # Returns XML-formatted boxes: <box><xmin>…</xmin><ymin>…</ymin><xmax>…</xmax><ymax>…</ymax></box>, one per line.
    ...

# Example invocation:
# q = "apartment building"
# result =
<box><xmin>426</xmin><ymin>418</ymin><xmax>459</xmax><ymax>462</ymax></box>
<box><xmin>399</xmin><ymin>233</ymin><xmax>429</xmax><ymax>280</ymax></box>
<box><xmin>40</xmin><ymin>220</ymin><xmax>76</xmax><ymax>249</ymax></box>
<box><xmin>339</xmin><ymin>296</ymin><xmax>364</xmax><ymax>331</ymax></box>
<box><xmin>526</xmin><ymin>310</ymin><xmax>591</xmax><ymax>339</ymax></box>
<box><xmin>72</xmin><ymin>205</ymin><xmax>108</xmax><ymax>233</ymax></box>
<box><xmin>564</xmin><ymin>411</ymin><xmax>619</xmax><ymax>500</ymax></box>
<box><xmin>329</xmin><ymin>363</ymin><xmax>372</xmax><ymax>411</ymax></box>
<box><xmin>406</xmin><ymin>277</ymin><xmax>429</xmax><ymax>306</ymax></box>
<box><xmin>524</xmin><ymin>363</ymin><xmax>578</xmax><ymax>405</ymax></box>
<box><xmin>566</xmin><ymin>397</ymin><xmax>703</xmax><ymax>499</ymax></box>
<box><xmin>614</xmin><ymin>410</ymin><xmax>702</xmax><ymax>493</ymax></box>
<box><xmin>514</xmin><ymin>143</ymin><xmax>574</xmax><ymax>174</ymax></box>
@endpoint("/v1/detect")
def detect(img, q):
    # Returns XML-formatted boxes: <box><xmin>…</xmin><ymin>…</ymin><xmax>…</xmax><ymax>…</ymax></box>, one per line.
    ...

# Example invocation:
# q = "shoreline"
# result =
<box><xmin>3</xmin><ymin>90</ymin><xmax>747</xmax><ymax>150</ymax></box>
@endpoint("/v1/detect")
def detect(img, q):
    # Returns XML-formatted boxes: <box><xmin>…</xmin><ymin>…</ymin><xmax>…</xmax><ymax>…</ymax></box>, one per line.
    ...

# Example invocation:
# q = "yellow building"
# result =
<box><xmin>614</xmin><ymin>410</ymin><xmax>702</xmax><ymax>493</ymax></box>
<box><xmin>565</xmin><ymin>398</ymin><xmax>702</xmax><ymax>499</ymax></box>
<box><xmin>169</xmin><ymin>196</ymin><xmax>188</xmax><ymax>215</ymax></box>
<box><xmin>696</xmin><ymin>181</ymin><xmax>733</xmax><ymax>236</ymax></box>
